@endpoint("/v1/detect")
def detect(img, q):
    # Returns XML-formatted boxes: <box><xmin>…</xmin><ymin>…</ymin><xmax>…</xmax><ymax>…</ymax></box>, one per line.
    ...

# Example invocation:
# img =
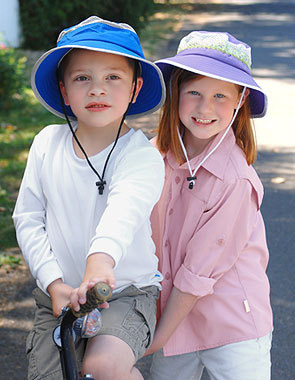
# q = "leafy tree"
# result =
<box><xmin>19</xmin><ymin>0</ymin><xmax>156</xmax><ymax>50</ymax></box>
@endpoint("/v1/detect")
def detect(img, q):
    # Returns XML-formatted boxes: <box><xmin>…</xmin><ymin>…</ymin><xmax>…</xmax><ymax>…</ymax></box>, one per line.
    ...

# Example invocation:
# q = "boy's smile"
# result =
<box><xmin>85</xmin><ymin>102</ymin><xmax>111</xmax><ymax>111</ymax></box>
<box><xmin>59</xmin><ymin>50</ymin><xmax>142</xmax><ymax>135</ymax></box>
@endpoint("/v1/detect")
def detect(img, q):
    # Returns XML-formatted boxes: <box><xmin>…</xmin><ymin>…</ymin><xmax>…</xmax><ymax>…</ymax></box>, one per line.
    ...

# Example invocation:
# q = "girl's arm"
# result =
<box><xmin>146</xmin><ymin>286</ymin><xmax>199</xmax><ymax>355</ymax></box>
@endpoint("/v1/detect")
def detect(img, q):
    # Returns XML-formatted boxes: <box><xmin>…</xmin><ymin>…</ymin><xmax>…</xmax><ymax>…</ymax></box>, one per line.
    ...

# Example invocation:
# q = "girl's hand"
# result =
<box><xmin>70</xmin><ymin>252</ymin><xmax>115</xmax><ymax>313</ymax></box>
<box><xmin>144</xmin><ymin>330</ymin><xmax>164</xmax><ymax>356</ymax></box>
<box><xmin>47</xmin><ymin>279</ymin><xmax>74</xmax><ymax>317</ymax></box>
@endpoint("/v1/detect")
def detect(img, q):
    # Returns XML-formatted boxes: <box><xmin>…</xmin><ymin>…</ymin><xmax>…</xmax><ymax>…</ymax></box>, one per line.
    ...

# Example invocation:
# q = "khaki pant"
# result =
<box><xmin>27</xmin><ymin>285</ymin><xmax>159</xmax><ymax>379</ymax></box>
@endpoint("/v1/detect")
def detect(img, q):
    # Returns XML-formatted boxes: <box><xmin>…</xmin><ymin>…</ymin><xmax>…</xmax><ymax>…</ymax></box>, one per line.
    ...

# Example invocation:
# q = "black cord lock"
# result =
<box><xmin>187</xmin><ymin>176</ymin><xmax>197</xmax><ymax>190</ymax></box>
<box><xmin>96</xmin><ymin>180</ymin><xmax>106</xmax><ymax>195</ymax></box>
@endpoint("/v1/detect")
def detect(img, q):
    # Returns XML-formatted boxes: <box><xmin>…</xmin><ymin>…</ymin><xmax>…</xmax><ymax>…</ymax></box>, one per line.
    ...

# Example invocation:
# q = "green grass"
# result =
<box><xmin>0</xmin><ymin>90</ymin><xmax>60</xmax><ymax>249</ymax></box>
<box><xmin>0</xmin><ymin>251</ymin><xmax>22</xmax><ymax>269</ymax></box>
<box><xmin>0</xmin><ymin>1</ymin><xmax>193</xmax><ymax>250</ymax></box>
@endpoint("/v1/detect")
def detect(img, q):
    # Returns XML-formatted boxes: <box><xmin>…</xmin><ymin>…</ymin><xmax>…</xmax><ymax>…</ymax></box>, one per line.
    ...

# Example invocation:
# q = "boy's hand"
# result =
<box><xmin>47</xmin><ymin>279</ymin><xmax>74</xmax><ymax>317</ymax></box>
<box><xmin>70</xmin><ymin>252</ymin><xmax>115</xmax><ymax>313</ymax></box>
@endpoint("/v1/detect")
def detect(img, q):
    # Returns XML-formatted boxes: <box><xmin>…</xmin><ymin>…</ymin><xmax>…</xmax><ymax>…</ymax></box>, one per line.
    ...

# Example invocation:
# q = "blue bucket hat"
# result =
<box><xmin>31</xmin><ymin>16</ymin><xmax>166</xmax><ymax>120</ymax></box>
<box><xmin>155</xmin><ymin>31</ymin><xmax>267</xmax><ymax>118</ymax></box>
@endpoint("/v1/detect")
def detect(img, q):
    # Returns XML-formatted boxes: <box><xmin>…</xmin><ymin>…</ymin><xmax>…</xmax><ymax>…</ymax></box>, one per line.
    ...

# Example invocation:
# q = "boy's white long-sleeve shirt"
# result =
<box><xmin>13</xmin><ymin>124</ymin><xmax>164</xmax><ymax>293</ymax></box>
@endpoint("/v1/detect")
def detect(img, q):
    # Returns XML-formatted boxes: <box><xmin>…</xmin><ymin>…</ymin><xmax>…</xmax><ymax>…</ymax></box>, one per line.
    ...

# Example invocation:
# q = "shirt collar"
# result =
<box><xmin>166</xmin><ymin>128</ymin><xmax>237</xmax><ymax>180</ymax></box>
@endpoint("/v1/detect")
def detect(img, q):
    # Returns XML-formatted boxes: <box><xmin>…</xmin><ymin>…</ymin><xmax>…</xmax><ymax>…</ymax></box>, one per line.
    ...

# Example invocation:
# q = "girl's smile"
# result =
<box><xmin>192</xmin><ymin>117</ymin><xmax>216</xmax><ymax>126</ymax></box>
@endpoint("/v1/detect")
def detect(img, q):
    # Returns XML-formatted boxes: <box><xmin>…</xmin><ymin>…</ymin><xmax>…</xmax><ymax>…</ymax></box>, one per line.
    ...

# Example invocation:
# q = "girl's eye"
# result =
<box><xmin>215</xmin><ymin>93</ymin><xmax>225</xmax><ymax>98</ymax></box>
<box><xmin>190</xmin><ymin>90</ymin><xmax>200</xmax><ymax>95</ymax></box>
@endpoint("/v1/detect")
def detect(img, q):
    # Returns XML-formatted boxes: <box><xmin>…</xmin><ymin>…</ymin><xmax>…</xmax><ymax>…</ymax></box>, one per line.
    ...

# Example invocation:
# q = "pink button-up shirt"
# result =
<box><xmin>151</xmin><ymin>129</ymin><xmax>273</xmax><ymax>356</ymax></box>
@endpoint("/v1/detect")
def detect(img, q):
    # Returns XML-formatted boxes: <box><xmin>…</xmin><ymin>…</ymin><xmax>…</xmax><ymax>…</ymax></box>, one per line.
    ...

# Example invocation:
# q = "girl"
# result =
<box><xmin>147</xmin><ymin>31</ymin><xmax>273</xmax><ymax>380</ymax></box>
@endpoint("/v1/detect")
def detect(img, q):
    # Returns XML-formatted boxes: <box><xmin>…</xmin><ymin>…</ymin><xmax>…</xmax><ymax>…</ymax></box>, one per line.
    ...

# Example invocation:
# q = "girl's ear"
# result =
<box><xmin>131</xmin><ymin>77</ymin><xmax>144</xmax><ymax>103</ymax></box>
<box><xmin>237</xmin><ymin>87</ymin><xmax>250</xmax><ymax>108</ymax></box>
<box><xmin>59</xmin><ymin>81</ymin><xmax>70</xmax><ymax>106</ymax></box>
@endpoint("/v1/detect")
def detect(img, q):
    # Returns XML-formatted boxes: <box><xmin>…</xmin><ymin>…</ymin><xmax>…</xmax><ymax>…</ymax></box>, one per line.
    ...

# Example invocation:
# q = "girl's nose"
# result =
<box><xmin>197</xmin><ymin>96</ymin><xmax>212</xmax><ymax>113</ymax></box>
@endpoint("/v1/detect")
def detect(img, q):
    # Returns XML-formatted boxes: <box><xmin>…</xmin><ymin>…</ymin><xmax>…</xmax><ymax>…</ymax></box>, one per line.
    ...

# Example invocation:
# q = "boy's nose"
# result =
<box><xmin>88</xmin><ymin>80</ymin><xmax>106</xmax><ymax>96</ymax></box>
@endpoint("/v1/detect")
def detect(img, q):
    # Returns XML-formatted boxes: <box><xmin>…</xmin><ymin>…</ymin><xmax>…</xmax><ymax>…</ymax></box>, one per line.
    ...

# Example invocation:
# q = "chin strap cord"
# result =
<box><xmin>178</xmin><ymin>86</ymin><xmax>247</xmax><ymax>190</ymax></box>
<box><xmin>56</xmin><ymin>65</ymin><xmax>138</xmax><ymax>195</ymax></box>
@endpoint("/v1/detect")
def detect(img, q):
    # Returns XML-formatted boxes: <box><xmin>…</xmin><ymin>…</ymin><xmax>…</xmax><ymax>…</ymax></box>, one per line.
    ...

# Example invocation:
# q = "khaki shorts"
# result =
<box><xmin>26</xmin><ymin>285</ymin><xmax>159</xmax><ymax>380</ymax></box>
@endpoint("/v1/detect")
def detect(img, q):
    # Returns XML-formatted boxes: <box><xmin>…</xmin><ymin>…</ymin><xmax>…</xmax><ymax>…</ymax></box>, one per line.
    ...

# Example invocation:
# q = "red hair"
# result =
<box><xmin>156</xmin><ymin>68</ymin><xmax>257</xmax><ymax>165</ymax></box>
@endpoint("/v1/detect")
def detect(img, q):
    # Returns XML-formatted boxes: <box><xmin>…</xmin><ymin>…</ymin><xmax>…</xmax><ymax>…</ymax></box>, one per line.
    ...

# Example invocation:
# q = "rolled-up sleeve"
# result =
<box><xmin>174</xmin><ymin>179</ymin><xmax>258</xmax><ymax>297</ymax></box>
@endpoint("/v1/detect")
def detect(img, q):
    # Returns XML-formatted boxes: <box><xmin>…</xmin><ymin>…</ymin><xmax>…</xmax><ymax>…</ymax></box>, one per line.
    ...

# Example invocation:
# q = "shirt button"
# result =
<box><xmin>217</xmin><ymin>238</ymin><xmax>225</xmax><ymax>246</ymax></box>
<box><xmin>164</xmin><ymin>240</ymin><xmax>169</xmax><ymax>247</ymax></box>
<box><xmin>165</xmin><ymin>272</ymin><xmax>171</xmax><ymax>280</ymax></box>
<box><xmin>169</xmin><ymin>208</ymin><xmax>173</xmax><ymax>215</ymax></box>
<box><xmin>175</xmin><ymin>176</ymin><xmax>180</xmax><ymax>184</ymax></box>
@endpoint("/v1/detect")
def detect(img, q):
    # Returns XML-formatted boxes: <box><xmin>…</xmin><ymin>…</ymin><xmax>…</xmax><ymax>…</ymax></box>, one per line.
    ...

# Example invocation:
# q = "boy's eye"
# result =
<box><xmin>107</xmin><ymin>74</ymin><xmax>120</xmax><ymax>80</ymax></box>
<box><xmin>75</xmin><ymin>75</ymin><xmax>89</xmax><ymax>81</ymax></box>
<box><xmin>215</xmin><ymin>93</ymin><xmax>225</xmax><ymax>98</ymax></box>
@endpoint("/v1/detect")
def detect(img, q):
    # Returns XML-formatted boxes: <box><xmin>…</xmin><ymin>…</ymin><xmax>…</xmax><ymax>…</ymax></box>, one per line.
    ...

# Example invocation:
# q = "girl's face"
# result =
<box><xmin>179</xmin><ymin>75</ymin><xmax>244</xmax><ymax>155</ymax></box>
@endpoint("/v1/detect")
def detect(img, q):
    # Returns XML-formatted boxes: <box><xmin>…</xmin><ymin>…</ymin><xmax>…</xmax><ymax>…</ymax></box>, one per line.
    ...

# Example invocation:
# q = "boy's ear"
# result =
<box><xmin>59</xmin><ymin>81</ymin><xmax>70</xmax><ymax>106</ymax></box>
<box><xmin>131</xmin><ymin>77</ymin><xmax>143</xmax><ymax>103</ymax></box>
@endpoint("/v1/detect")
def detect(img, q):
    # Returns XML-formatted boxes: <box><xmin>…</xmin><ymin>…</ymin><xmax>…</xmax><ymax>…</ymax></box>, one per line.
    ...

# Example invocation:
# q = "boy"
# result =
<box><xmin>13</xmin><ymin>16</ymin><xmax>165</xmax><ymax>380</ymax></box>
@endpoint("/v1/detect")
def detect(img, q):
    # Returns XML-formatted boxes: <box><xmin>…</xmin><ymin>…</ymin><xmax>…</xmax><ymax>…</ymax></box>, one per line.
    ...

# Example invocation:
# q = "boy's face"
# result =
<box><xmin>59</xmin><ymin>50</ymin><xmax>143</xmax><ymax>132</ymax></box>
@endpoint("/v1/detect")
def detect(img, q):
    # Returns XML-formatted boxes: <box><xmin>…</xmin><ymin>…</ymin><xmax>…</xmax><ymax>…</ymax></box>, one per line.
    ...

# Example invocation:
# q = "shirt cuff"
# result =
<box><xmin>88</xmin><ymin>237</ymin><xmax>123</xmax><ymax>268</ymax></box>
<box><xmin>174</xmin><ymin>264</ymin><xmax>216</xmax><ymax>297</ymax></box>
<box><xmin>37</xmin><ymin>261</ymin><xmax>64</xmax><ymax>294</ymax></box>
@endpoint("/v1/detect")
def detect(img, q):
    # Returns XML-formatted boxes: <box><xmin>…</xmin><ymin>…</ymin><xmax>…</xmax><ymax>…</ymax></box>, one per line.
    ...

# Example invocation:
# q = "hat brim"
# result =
<box><xmin>32</xmin><ymin>44</ymin><xmax>166</xmax><ymax>120</ymax></box>
<box><xmin>156</xmin><ymin>54</ymin><xmax>267</xmax><ymax>118</ymax></box>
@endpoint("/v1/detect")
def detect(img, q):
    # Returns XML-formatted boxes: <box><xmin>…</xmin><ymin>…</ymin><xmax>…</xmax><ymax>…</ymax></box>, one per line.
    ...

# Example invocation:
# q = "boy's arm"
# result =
<box><xmin>87</xmin><ymin>139</ymin><xmax>165</xmax><ymax>269</ymax></box>
<box><xmin>47</xmin><ymin>279</ymin><xmax>74</xmax><ymax>317</ymax></box>
<box><xmin>70</xmin><ymin>253</ymin><xmax>115</xmax><ymax>312</ymax></box>
<box><xmin>146</xmin><ymin>286</ymin><xmax>199</xmax><ymax>355</ymax></box>
<box><xmin>12</xmin><ymin>134</ymin><xmax>63</xmax><ymax>293</ymax></box>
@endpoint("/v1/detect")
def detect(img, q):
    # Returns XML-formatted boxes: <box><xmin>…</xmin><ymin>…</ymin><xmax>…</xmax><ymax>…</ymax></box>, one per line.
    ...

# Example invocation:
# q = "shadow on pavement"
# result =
<box><xmin>166</xmin><ymin>1</ymin><xmax>295</xmax><ymax>80</ymax></box>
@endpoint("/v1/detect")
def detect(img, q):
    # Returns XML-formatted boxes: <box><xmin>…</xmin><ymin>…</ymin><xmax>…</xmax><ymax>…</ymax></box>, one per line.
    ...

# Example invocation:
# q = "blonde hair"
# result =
<box><xmin>156</xmin><ymin>68</ymin><xmax>257</xmax><ymax>165</ymax></box>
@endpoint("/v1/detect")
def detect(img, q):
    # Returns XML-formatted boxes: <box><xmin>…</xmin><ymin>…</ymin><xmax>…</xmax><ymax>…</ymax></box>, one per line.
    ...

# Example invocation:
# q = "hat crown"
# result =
<box><xmin>57</xmin><ymin>16</ymin><xmax>137</xmax><ymax>43</ymax></box>
<box><xmin>177</xmin><ymin>31</ymin><xmax>252</xmax><ymax>69</ymax></box>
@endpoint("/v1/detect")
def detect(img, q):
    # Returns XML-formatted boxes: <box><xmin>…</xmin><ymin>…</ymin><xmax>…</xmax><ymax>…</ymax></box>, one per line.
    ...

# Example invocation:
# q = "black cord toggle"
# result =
<box><xmin>96</xmin><ymin>180</ymin><xmax>106</xmax><ymax>195</ymax></box>
<box><xmin>187</xmin><ymin>176</ymin><xmax>197</xmax><ymax>190</ymax></box>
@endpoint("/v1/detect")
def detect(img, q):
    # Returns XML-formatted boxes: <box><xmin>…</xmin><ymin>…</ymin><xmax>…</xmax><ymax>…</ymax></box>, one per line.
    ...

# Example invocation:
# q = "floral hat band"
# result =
<box><xmin>177</xmin><ymin>31</ymin><xmax>252</xmax><ymax>70</ymax></box>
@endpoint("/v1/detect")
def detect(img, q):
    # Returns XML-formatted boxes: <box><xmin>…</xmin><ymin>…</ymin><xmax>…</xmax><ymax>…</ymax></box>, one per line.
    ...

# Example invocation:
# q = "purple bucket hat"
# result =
<box><xmin>155</xmin><ymin>31</ymin><xmax>267</xmax><ymax>118</ymax></box>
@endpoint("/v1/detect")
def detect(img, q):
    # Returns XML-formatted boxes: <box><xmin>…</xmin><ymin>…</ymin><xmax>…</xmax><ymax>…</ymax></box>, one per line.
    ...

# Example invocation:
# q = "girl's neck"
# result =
<box><xmin>183</xmin><ymin>131</ymin><xmax>214</xmax><ymax>160</ymax></box>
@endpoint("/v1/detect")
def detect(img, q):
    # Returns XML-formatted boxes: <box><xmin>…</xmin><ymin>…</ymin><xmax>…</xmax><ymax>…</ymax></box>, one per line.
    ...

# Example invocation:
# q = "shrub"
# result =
<box><xmin>0</xmin><ymin>45</ymin><xmax>26</xmax><ymax>109</ymax></box>
<box><xmin>19</xmin><ymin>0</ymin><xmax>156</xmax><ymax>50</ymax></box>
